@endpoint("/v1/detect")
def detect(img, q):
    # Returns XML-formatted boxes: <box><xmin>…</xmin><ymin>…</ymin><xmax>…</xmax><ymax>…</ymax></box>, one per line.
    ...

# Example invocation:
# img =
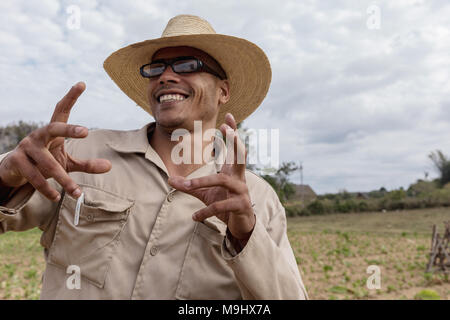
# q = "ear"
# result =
<box><xmin>218</xmin><ymin>80</ymin><xmax>230</xmax><ymax>105</ymax></box>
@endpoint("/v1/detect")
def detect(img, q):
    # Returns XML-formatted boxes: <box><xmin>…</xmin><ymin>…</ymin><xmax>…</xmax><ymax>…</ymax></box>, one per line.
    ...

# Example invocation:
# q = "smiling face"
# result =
<box><xmin>147</xmin><ymin>46</ymin><xmax>230</xmax><ymax>132</ymax></box>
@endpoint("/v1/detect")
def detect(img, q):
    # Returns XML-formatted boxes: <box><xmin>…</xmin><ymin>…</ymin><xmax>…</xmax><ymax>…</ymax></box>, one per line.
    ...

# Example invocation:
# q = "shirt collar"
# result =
<box><xmin>106</xmin><ymin>122</ymin><xmax>224</xmax><ymax>177</ymax></box>
<box><xmin>106</xmin><ymin>123</ymin><xmax>153</xmax><ymax>155</ymax></box>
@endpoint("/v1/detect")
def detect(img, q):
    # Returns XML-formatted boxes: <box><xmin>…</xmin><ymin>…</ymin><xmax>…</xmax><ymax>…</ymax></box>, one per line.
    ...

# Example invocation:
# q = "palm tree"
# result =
<box><xmin>429</xmin><ymin>150</ymin><xmax>450</xmax><ymax>186</ymax></box>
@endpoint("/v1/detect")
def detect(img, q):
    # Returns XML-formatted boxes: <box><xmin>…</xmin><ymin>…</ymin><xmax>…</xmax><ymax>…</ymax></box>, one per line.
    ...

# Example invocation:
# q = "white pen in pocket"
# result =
<box><xmin>74</xmin><ymin>192</ymin><xmax>85</xmax><ymax>226</ymax></box>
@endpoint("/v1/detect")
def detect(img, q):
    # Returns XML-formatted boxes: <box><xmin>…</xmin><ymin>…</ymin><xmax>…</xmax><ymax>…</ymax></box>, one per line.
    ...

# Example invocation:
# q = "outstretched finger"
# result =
<box><xmin>219</xmin><ymin>123</ymin><xmax>246</xmax><ymax>170</ymax></box>
<box><xmin>168</xmin><ymin>176</ymin><xmax>212</xmax><ymax>202</ymax></box>
<box><xmin>37</xmin><ymin>122</ymin><xmax>88</xmax><ymax>147</ymax></box>
<box><xmin>218</xmin><ymin>123</ymin><xmax>234</xmax><ymax>166</ymax></box>
<box><xmin>26</xmin><ymin>148</ymin><xmax>82</xmax><ymax>198</ymax></box>
<box><xmin>66</xmin><ymin>155</ymin><xmax>112</xmax><ymax>174</ymax></box>
<box><xmin>192</xmin><ymin>198</ymin><xmax>242</xmax><ymax>221</ymax></box>
<box><xmin>224</xmin><ymin>113</ymin><xmax>246</xmax><ymax>164</ymax></box>
<box><xmin>234</xmin><ymin>128</ymin><xmax>247</xmax><ymax>169</ymax></box>
<box><xmin>50</xmin><ymin>82</ymin><xmax>86</xmax><ymax>123</ymax></box>
<box><xmin>169</xmin><ymin>174</ymin><xmax>246</xmax><ymax>194</ymax></box>
<box><xmin>17</xmin><ymin>154</ymin><xmax>61</xmax><ymax>202</ymax></box>
<box><xmin>225</xmin><ymin>113</ymin><xmax>237</xmax><ymax>130</ymax></box>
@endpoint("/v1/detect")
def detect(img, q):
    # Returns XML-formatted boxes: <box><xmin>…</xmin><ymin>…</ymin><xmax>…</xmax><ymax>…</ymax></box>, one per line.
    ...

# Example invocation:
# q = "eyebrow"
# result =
<box><xmin>150</xmin><ymin>56</ymin><xmax>197</xmax><ymax>63</ymax></box>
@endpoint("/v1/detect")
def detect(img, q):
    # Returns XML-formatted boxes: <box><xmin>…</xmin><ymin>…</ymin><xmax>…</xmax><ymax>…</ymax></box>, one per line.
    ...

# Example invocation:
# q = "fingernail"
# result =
<box><xmin>75</xmin><ymin>127</ymin><xmax>85</xmax><ymax>134</ymax></box>
<box><xmin>54</xmin><ymin>194</ymin><xmax>61</xmax><ymax>202</ymax></box>
<box><xmin>73</xmin><ymin>188</ymin><xmax>81</xmax><ymax>198</ymax></box>
<box><xmin>183</xmin><ymin>180</ymin><xmax>191</xmax><ymax>188</ymax></box>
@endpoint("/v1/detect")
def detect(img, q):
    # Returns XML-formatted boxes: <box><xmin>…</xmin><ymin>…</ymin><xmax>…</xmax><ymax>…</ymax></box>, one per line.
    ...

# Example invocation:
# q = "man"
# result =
<box><xmin>0</xmin><ymin>15</ymin><xmax>307</xmax><ymax>299</ymax></box>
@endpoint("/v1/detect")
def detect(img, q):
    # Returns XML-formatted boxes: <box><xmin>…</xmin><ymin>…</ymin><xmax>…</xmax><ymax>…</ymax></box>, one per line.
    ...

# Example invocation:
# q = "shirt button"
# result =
<box><xmin>150</xmin><ymin>246</ymin><xmax>159</xmax><ymax>256</ymax></box>
<box><xmin>87</xmin><ymin>214</ymin><xmax>93</xmax><ymax>221</ymax></box>
<box><xmin>167</xmin><ymin>193</ymin><xmax>174</xmax><ymax>202</ymax></box>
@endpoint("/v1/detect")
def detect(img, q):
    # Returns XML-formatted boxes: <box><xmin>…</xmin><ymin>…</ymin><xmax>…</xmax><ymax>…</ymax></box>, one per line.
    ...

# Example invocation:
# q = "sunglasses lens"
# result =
<box><xmin>173</xmin><ymin>59</ymin><xmax>199</xmax><ymax>73</ymax></box>
<box><xmin>145</xmin><ymin>63</ymin><xmax>166</xmax><ymax>77</ymax></box>
<box><xmin>141</xmin><ymin>58</ymin><xmax>205</xmax><ymax>78</ymax></box>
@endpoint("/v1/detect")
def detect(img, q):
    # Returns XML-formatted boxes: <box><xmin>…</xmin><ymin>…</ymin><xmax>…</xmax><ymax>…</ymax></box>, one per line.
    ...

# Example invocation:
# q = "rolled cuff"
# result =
<box><xmin>0</xmin><ymin>184</ymin><xmax>45</xmax><ymax>233</ymax></box>
<box><xmin>221</xmin><ymin>215</ymin><xmax>307</xmax><ymax>300</ymax></box>
<box><xmin>0</xmin><ymin>184</ymin><xmax>35</xmax><ymax>215</ymax></box>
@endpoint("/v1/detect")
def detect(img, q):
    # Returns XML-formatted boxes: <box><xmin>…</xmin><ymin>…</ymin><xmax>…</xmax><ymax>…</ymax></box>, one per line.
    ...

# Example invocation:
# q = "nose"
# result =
<box><xmin>158</xmin><ymin>65</ymin><xmax>180</xmax><ymax>84</ymax></box>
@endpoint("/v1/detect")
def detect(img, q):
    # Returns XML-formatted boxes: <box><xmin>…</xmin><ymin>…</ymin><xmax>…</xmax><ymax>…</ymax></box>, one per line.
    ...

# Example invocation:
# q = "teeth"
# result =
<box><xmin>159</xmin><ymin>94</ymin><xmax>186</xmax><ymax>103</ymax></box>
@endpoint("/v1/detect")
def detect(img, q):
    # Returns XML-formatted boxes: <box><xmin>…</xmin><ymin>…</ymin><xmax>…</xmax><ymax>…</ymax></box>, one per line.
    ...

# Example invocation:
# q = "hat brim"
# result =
<box><xmin>103</xmin><ymin>34</ymin><xmax>271</xmax><ymax>126</ymax></box>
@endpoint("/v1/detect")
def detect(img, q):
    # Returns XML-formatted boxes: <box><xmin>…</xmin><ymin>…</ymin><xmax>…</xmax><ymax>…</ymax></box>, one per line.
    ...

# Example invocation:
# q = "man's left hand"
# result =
<box><xmin>168</xmin><ymin>113</ymin><xmax>255</xmax><ymax>246</ymax></box>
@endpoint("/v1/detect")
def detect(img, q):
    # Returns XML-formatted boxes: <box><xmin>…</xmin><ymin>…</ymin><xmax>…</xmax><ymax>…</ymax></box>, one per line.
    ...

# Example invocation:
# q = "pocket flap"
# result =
<box><xmin>63</xmin><ymin>185</ymin><xmax>134</xmax><ymax>213</ymax></box>
<box><xmin>83</xmin><ymin>186</ymin><xmax>134</xmax><ymax>212</ymax></box>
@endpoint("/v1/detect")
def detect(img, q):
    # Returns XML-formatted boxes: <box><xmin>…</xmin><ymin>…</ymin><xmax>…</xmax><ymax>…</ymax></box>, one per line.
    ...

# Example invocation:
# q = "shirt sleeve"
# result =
<box><xmin>0</xmin><ymin>180</ymin><xmax>61</xmax><ymax>235</ymax></box>
<box><xmin>221</xmin><ymin>205</ymin><xmax>308</xmax><ymax>300</ymax></box>
<box><xmin>0</xmin><ymin>151</ymin><xmax>62</xmax><ymax>248</ymax></box>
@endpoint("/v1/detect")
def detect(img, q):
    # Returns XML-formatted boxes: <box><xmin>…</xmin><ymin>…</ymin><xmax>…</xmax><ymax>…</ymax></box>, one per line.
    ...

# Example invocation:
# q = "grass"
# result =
<box><xmin>289</xmin><ymin>207</ymin><xmax>450</xmax><ymax>235</ymax></box>
<box><xmin>1</xmin><ymin>207</ymin><xmax>449</xmax><ymax>299</ymax></box>
<box><xmin>287</xmin><ymin>207</ymin><xmax>450</xmax><ymax>300</ymax></box>
<box><xmin>0</xmin><ymin>228</ymin><xmax>44</xmax><ymax>299</ymax></box>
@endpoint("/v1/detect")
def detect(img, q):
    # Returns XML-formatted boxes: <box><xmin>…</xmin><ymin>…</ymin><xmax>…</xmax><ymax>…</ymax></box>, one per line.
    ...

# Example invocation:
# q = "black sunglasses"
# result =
<box><xmin>140</xmin><ymin>56</ymin><xmax>226</xmax><ymax>80</ymax></box>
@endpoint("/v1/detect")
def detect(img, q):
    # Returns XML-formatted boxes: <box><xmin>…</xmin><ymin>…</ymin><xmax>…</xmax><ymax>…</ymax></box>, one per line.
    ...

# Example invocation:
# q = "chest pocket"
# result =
<box><xmin>47</xmin><ymin>185</ymin><xmax>134</xmax><ymax>288</ymax></box>
<box><xmin>175</xmin><ymin>217</ymin><xmax>242</xmax><ymax>300</ymax></box>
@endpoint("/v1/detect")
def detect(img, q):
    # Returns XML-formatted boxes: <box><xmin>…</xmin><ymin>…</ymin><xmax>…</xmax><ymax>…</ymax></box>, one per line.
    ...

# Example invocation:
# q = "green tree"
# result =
<box><xmin>261</xmin><ymin>161</ymin><xmax>298</xmax><ymax>203</ymax></box>
<box><xmin>389</xmin><ymin>189</ymin><xmax>406</xmax><ymax>201</ymax></box>
<box><xmin>428</xmin><ymin>150</ymin><xmax>450</xmax><ymax>186</ymax></box>
<box><xmin>0</xmin><ymin>121</ymin><xmax>42</xmax><ymax>153</ymax></box>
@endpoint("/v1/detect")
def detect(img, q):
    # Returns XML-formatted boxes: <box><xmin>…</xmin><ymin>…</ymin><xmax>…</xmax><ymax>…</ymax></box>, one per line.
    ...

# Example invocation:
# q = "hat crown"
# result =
<box><xmin>161</xmin><ymin>15</ymin><xmax>216</xmax><ymax>37</ymax></box>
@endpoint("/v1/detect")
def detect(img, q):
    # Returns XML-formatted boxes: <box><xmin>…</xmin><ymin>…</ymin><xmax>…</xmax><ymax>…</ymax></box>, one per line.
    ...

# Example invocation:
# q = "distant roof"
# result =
<box><xmin>293</xmin><ymin>184</ymin><xmax>317</xmax><ymax>199</ymax></box>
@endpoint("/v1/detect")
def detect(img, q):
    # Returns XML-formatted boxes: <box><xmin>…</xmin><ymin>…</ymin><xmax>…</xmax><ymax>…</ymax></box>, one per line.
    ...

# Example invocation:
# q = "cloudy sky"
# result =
<box><xmin>1</xmin><ymin>0</ymin><xmax>449</xmax><ymax>194</ymax></box>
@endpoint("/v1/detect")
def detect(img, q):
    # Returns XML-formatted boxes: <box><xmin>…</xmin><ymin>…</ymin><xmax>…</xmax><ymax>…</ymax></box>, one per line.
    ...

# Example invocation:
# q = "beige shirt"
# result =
<box><xmin>0</xmin><ymin>123</ymin><xmax>307</xmax><ymax>300</ymax></box>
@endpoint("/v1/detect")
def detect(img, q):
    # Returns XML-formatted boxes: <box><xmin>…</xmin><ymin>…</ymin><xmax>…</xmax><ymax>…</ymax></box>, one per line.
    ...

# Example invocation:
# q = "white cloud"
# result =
<box><xmin>0</xmin><ymin>0</ymin><xmax>449</xmax><ymax>194</ymax></box>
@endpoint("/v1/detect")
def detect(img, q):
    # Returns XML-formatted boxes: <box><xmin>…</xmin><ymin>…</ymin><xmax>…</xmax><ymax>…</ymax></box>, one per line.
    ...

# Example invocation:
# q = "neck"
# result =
<box><xmin>150</xmin><ymin>121</ymin><xmax>216</xmax><ymax>177</ymax></box>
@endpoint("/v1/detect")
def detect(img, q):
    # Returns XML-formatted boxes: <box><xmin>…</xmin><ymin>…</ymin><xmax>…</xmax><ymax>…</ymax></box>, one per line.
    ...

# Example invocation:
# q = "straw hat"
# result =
<box><xmin>103</xmin><ymin>14</ymin><xmax>272</xmax><ymax>125</ymax></box>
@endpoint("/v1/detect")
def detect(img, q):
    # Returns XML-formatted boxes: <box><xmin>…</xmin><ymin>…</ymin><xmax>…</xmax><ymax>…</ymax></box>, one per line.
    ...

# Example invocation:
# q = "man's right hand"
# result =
<box><xmin>0</xmin><ymin>82</ymin><xmax>112</xmax><ymax>202</ymax></box>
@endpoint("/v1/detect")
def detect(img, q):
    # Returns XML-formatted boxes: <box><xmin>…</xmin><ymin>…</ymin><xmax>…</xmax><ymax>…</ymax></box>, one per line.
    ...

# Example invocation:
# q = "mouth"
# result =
<box><xmin>156</xmin><ymin>93</ymin><xmax>190</xmax><ymax>104</ymax></box>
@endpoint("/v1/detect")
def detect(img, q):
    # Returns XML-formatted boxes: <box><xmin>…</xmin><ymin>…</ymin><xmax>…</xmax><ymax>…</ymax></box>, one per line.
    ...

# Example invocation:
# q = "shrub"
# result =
<box><xmin>368</xmin><ymin>190</ymin><xmax>386</xmax><ymax>198</ymax></box>
<box><xmin>299</xmin><ymin>207</ymin><xmax>311</xmax><ymax>216</ymax></box>
<box><xmin>339</xmin><ymin>190</ymin><xmax>352</xmax><ymax>200</ymax></box>
<box><xmin>334</xmin><ymin>199</ymin><xmax>358</xmax><ymax>213</ymax></box>
<box><xmin>389</xmin><ymin>200</ymin><xmax>406</xmax><ymax>210</ymax></box>
<box><xmin>320</xmin><ymin>193</ymin><xmax>337</xmax><ymax>201</ymax></box>
<box><xmin>378</xmin><ymin>198</ymin><xmax>388</xmax><ymax>210</ymax></box>
<box><xmin>283</xmin><ymin>203</ymin><xmax>313</xmax><ymax>217</ymax></box>
<box><xmin>285</xmin><ymin>182</ymin><xmax>450</xmax><ymax>217</ymax></box>
<box><xmin>358</xmin><ymin>201</ymin><xmax>369</xmax><ymax>212</ymax></box>
<box><xmin>414</xmin><ymin>289</ymin><xmax>440</xmax><ymax>300</ymax></box>
<box><xmin>407</xmin><ymin>179</ymin><xmax>439</xmax><ymax>196</ymax></box>
<box><xmin>307</xmin><ymin>200</ymin><xmax>325</xmax><ymax>215</ymax></box>
<box><xmin>284</xmin><ymin>205</ymin><xmax>297</xmax><ymax>217</ymax></box>
<box><xmin>321</xmin><ymin>199</ymin><xmax>335</xmax><ymax>214</ymax></box>
<box><xmin>389</xmin><ymin>189</ymin><xmax>406</xmax><ymax>201</ymax></box>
